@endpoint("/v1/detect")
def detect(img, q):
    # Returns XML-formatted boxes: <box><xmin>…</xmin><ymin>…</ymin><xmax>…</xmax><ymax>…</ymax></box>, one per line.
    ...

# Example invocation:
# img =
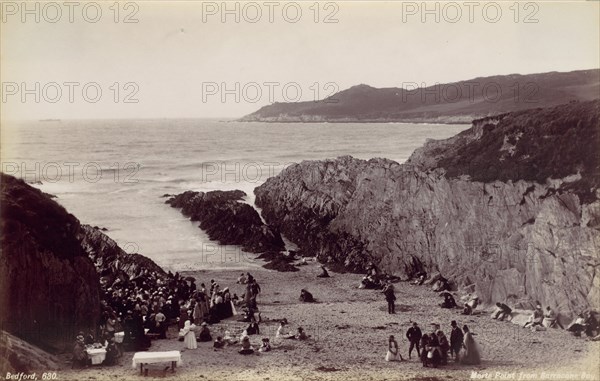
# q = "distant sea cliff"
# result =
<box><xmin>240</xmin><ymin>69</ymin><xmax>600</xmax><ymax>124</ymax></box>
<box><xmin>254</xmin><ymin>100</ymin><xmax>600</xmax><ymax>316</ymax></box>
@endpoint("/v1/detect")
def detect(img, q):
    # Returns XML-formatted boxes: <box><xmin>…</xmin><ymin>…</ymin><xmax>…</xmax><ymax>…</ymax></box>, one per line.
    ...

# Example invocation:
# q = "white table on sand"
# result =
<box><xmin>85</xmin><ymin>347</ymin><xmax>107</xmax><ymax>365</ymax></box>
<box><xmin>132</xmin><ymin>351</ymin><xmax>182</xmax><ymax>376</ymax></box>
<box><xmin>114</xmin><ymin>331</ymin><xmax>124</xmax><ymax>343</ymax></box>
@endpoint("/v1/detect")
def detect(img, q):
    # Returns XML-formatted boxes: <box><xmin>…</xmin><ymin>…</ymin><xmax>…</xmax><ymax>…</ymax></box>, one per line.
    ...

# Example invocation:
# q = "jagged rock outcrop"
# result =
<box><xmin>0</xmin><ymin>330</ymin><xmax>60</xmax><ymax>373</ymax></box>
<box><xmin>79</xmin><ymin>224</ymin><xmax>166</xmax><ymax>280</ymax></box>
<box><xmin>167</xmin><ymin>190</ymin><xmax>285</xmax><ymax>253</ymax></box>
<box><xmin>0</xmin><ymin>174</ymin><xmax>100</xmax><ymax>350</ymax></box>
<box><xmin>254</xmin><ymin>101</ymin><xmax>600</xmax><ymax>317</ymax></box>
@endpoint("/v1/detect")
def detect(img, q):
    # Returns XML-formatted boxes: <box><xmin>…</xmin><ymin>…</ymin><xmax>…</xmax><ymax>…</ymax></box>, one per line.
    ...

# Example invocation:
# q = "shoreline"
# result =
<box><xmin>235</xmin><ymin>119</ymin><xmax>473</xmax><ymax>125</ymax></box>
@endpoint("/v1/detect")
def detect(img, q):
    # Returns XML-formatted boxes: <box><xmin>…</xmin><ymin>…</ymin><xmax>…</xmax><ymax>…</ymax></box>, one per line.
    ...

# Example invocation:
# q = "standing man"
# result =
<box><xmin>406</xmin><ymin>322</ymin><xmax>422</xmax><ymax>359</ymax></box>
<box><xmin>450</xmin><ymin>320</ymin><xmax>464</xmax><ymax>361</ymax></box>
<box><xmin>383</xmin><ymin>282</ymin><xmax>396</xmax><ymax>314</ymax></box>
<box><xmin>155</xmin><ymin>309</ymin><xmax>167</xmax><ymax>339</ymax></box>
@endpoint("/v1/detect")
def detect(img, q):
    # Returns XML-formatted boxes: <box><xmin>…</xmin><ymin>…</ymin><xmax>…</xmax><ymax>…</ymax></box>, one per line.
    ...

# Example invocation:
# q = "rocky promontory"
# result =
<box><xmin>79</xmin><ymin>224</ymin><xmax>166</xmax><ymax>281</ymax></box>
<box><xmin>167</xmin><ymin>190</ymin><xmax>285</xmax><ymax>253</ymax></box>
<box><xmin>240</xmin><ymin>69</ymin><xmax>599</xmax><ymax>123</ymax></box>
<box><xmin>254</xmin><ymin>100</ymin><xmax>600</xmax><ymax>317</ymax></box>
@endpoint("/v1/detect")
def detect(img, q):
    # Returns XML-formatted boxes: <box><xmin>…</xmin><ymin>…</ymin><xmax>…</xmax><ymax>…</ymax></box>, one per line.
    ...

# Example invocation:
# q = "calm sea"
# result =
<box><xmin>1</xmin><ymin>119</ymin><xmax>469</xmax><ymax>271</ymax></box>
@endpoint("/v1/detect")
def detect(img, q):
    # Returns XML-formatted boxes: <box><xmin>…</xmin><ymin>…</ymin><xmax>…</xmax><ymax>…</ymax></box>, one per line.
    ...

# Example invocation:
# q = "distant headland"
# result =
<box><xmin>239</xmin><ymin>69</ymin><xmax>600</xmax><ymax>124</ymax></box>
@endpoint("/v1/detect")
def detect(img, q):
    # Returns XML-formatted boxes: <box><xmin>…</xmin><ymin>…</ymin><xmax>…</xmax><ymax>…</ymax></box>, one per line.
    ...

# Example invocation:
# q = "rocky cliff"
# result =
<box><xmin>0</xmin><ymin>174</ymin><xmax>167</xmax><ymax>353</ymax></box>
<box><xmin>254</xmin><ymin>100</ymin><xmax>600</xmax><ymax>317</ymax></box>
<box><xmin>241</xmin><ymin>69</ymin><xmax>600</xmax><ymax>123</ymax></box>
<box><xmin>0</xmin><ymin>173</ymin><xmax>100</xmax><ymax>350</ymax></box>
<box><xmin>167</xmin><ymin>190</ymin><xmax>285</xmax><ymax>253</ymax></box>
<box><xmin>79</xmin><ymin>224</ymin><xmax>166</xmax><ymax>280</ymax></box>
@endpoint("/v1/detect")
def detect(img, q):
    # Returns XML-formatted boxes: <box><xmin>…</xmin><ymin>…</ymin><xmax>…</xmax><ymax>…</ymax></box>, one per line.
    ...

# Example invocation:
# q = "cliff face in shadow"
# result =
<box><xmin>0</xmin><ymin>174</ymin><xmax>100</xmax><ymax>350</ymax></box>
<box><xmin>0</xmin><ymin>174</ymin><xmax>167</xmax><ymax>353</ymax></box>
<box><xmin>254</xmin><ymin>101</ymin><xmax>600</xmax><ymax>316</ymax></box>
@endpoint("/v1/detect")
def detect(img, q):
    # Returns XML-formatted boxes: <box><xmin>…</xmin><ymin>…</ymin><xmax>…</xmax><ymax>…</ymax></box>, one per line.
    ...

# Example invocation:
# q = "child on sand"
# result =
<box><xmin>299</xmin><ymin>289</ymin><xmax>315</xmax><ymax>303</ymax></box>
<box><xmin>296</xmin><ymin>327</ymin><xmax>308</xmax><ymax>340</ymax></box>
<box><xmin>197</xmin><ymin>322</ymin><xmax>212</xmax><ymax>342</ymax></box>
<box><xmin>275</xmin><ymin>319</ymin><xmax>295</xmax><ymax>341</ymax></box>
<box><xmin>213</xmin><ymin>336</ymin><xmax>225</xmax><ymax>349</ymax></box>
<box><xmin>223</xmin><ymin>330</ymin><xmax>237</xmax><ymax>345</ymax></box>
<box><xmin>258</xmin><ymin>338</ymin><xmax>271</xmax><ymax>352</ymax></box>
<box><xmin>239</xmin><ymin>336</ymin><xmax>254</xmax><ymax>355</ymax></box>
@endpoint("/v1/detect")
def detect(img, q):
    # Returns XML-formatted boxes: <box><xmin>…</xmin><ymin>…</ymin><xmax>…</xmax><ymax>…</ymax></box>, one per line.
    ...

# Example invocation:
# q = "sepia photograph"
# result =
<box><xmin>1</xmin><ymin>1</ymin><xmax>599</xmax><ymax>380</ymax></box>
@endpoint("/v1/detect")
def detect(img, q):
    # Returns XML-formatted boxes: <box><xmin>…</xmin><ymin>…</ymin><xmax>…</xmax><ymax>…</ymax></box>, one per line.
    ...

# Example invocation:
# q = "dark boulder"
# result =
<box><xmin>166</xmin><ymin>190</ymin><xmax>285</xmax><ymax>253</ymax></box>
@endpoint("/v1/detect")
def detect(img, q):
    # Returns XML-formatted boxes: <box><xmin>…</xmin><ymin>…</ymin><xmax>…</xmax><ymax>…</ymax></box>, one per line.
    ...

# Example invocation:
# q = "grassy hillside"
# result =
<box><xmin>410</xmin><ymin>100</ymin><xmax>600</xmax><ymax>203</ymax></box>
<box><xmin>240</xmin><ymin>69</ymin><xmax>600</xmax><ymax>123</ymax></box>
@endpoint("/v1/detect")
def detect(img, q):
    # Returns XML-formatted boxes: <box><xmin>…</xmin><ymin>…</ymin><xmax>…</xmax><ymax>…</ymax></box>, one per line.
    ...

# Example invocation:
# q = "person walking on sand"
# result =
<box><xmin>450</xmin><ymin>320</ymin><xmax>464</xmax><ymax>361</ymax></box>
<box><xmin>383</xmin><ymin>282</ymin><xmax>396</xmax><ymax>314</ymax></box>
<box><xmin>406</xmin><ymin>322</ymin><xmax>422</xmax><ymax>359</ymax></box>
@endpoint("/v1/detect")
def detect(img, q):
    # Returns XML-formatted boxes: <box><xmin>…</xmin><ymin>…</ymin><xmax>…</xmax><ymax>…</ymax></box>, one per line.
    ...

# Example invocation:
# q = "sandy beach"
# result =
<box><xmin>57</xmin><ymin>261</ymin><xmax>600</xmax><ymax>381</ymax></box>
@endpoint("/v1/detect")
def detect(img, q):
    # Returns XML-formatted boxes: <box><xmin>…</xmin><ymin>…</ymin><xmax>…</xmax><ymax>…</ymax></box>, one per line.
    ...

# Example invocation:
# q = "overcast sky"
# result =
<box><xmin>1</xmin><ymin>1</ymin><xmax>599</xmax><ymax>120</ymax></box>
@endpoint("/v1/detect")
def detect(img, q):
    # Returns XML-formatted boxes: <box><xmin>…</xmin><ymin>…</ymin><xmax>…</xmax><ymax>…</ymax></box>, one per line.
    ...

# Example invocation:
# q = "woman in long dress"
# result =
<box><xmin>181</xmin><ymin>320</ymin><xmax>197</xmax><ymax>349</ymax></box>
<box><xmin>385</xmin><ymin>335</ymin><xmax>402</xmax><ymax>361</ymax></box>
<box><xmin>460</xmin><ymin>325</ymin><xmax>481</xmax><ymax>365</ymax></box>
<box><xmin>193</xmin><ymin>301</ymin><xmax>203</xmax><ymax>325</ymax></box>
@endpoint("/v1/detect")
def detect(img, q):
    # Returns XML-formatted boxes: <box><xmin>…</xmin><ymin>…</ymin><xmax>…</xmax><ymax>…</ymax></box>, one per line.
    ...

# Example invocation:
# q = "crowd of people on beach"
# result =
<box><xmin>405</xmin><ymin>267</ymin><xmax>600</xmax><ymax>340</ymax></box>
<box><xmin>374</xmin><ymin>266</ymin><xmax>600</xmax><ymax>370</ymax></box>
<box><xmin>72</xmin><ymin>259</ymin><xmax>599</xmax><ymax>371</ymax></box>
<box><xmin>370</xmin><ymin>268</ymin><xmax>482</xmax><ymax>368</ymax></box>
<box><xmin>385</xmin><ymin>320</ymin><xmax>480</xmax><ymax>367</ymax></box>
<box><xmin>73</xmin><ymin>269</ymin><xmax>266</xmax><ymax>366</ymax></box>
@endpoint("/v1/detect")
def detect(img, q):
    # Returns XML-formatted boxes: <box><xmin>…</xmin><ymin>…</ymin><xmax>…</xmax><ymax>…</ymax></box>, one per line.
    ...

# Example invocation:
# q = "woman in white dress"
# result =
<box><xmin>460</xmin><ymin>325</ymin><xmax>480</xmax><ymax>365</ymax></box>
<box><xmin>385</xmin><ymin>335</ymin><xmax>402</xmax><ymax>361</ymax></box>
<box><xmin>181</xmin><ymin>320</ymin><xmax>197</xmax><ymax>349</ymax></box>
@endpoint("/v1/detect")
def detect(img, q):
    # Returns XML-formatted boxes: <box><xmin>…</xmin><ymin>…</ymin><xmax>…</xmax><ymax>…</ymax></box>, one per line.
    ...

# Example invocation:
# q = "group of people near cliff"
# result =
<box><xmin>519</xmin><ymin>302</ymin><xmax>562</xmax><ymax>331</ymax></box>
<box><xmin>180</xmin><ymin>316</ymin><xmax>308</xmax><ymax>355</ymax></box>
<box><xmin>382</xmin><ymin>272</ymin><xmax>479</xmax><ymax>315</ymax></box>
<box><xmin>72</xmin><ymin>331</ymin><xmax>120</xmax><ymax>368</ymax></box>
<box><xmin>490</xmin><ymin>300</ymin><xmax>600</xmax><ymax>337</ymax></box>
<box><xmin>359</xmin><ymin>262</ymin><xmax>385</xmax><ymax>289</ymax></box>
<box><xmin>177</xmin><ymin>272</ymin><xmax>266</xmax><ymax>354</ymax></box>
<box><xmin>74</xmin><ymin>270</ymin><xmax>196</xmax><ymax>366</ymax></box>
<box><xmin>94</xmin><ymin>269</ymin><xmax>189</xmax><ymax>355</ymax></box>
<box><xmin>77</xmin><ymin>269</ymin><xmax>263</xmax><ymax>366</ymax></box>
<box><xmin>385</xmin><ymin>321</ymin><xmax>480</xmax><ymax>367</ymax></box>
